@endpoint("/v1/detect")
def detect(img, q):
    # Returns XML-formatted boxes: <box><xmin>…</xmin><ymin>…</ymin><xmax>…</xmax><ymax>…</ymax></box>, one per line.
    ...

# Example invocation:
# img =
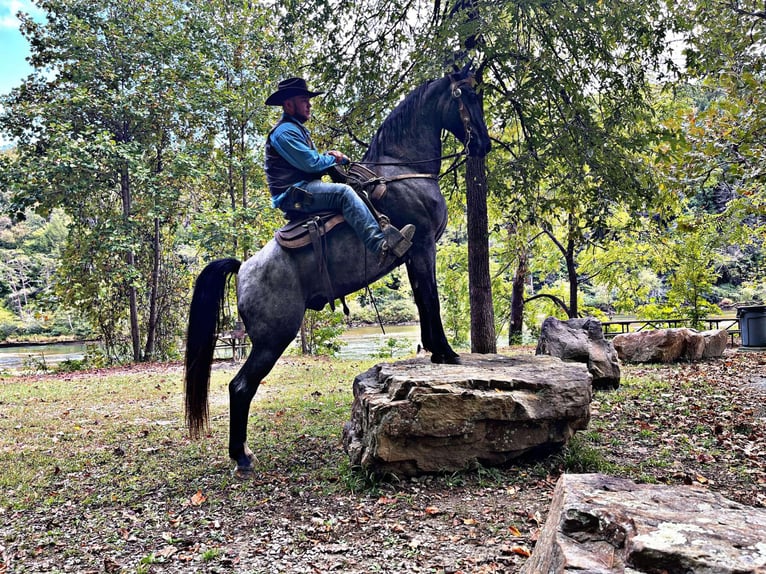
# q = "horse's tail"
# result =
<box><xmin>184</xmin><ymin>257</ymin><xmax>242</xmax><ymax>438</ymax></box>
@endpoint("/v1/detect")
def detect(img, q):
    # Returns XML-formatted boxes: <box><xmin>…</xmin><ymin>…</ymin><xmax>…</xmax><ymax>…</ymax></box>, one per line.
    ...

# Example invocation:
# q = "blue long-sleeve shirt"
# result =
<box><xmin>267</xmin><ymin>114</ymin><xmax>338</xmax><ymax>208</ymax></box>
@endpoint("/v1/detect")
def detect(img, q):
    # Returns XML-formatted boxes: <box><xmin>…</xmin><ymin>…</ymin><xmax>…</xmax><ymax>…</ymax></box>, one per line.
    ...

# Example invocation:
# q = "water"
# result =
<box><xmin>0</xmin><ymin>342</ymin><xmax>89</xmax><ymax>370</ymax></box>
<box><xmin>338</xmin><ymin>324</ymin><xmax>421</xmax><ymax>359</ymax></box>
<box><xmin>0</xmin><ymin>326</ymin><xmax>422</xmax><ymax>369</ymax></box>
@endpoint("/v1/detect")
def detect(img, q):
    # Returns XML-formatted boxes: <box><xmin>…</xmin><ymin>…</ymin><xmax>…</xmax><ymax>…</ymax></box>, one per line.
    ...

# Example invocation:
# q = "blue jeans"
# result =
<box><xmin>294</xmin><ymin>180</ymin><xmax>386</xmax><ymax>254</ymax></box>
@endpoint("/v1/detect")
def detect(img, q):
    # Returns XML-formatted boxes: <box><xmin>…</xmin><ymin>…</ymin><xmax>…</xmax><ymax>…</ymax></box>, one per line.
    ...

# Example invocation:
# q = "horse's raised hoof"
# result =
<box><xmin>431</xmin><ymin>353</ymin><xmax>461</xmax><ymax>365</ymax></box>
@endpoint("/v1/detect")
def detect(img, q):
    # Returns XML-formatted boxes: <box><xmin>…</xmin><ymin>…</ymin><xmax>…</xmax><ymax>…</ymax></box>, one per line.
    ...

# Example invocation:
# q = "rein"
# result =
<box><xmin>354</xmin><ymin>149</ymin><xmax>466</xmax><ymax>168</ymax></box>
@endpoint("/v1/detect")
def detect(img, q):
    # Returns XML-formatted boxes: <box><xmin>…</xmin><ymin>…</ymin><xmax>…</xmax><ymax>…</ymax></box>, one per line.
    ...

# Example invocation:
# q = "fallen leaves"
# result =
<box><xmin>2</xmin><ymin>353</ymin><xmax>764</xmax><ymax>573</ymax></box>
<box><xmin>190</xmin><ymin>490</ymin><xmax>206</xmax><ymax>506</ymax></box>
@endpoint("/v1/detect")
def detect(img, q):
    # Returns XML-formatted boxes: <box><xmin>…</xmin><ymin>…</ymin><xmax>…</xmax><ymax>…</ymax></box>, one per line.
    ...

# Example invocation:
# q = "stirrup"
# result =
<box><xmin>380</xmin><ymin>224</ymin><xmax>415</xmax><ymax>264</ymax></box>
<box><xmin>388</xmin><ymin>224</ymin><xmax>415</xmax><ymax>257</ymax></box>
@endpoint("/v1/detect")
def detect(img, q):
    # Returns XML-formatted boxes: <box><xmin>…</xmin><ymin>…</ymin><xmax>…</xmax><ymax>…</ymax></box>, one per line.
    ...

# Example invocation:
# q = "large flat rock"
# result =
<box><xmin>342</xmin><ymin>354</ymin><xmax>592</xmax><ymax>476</ymax></box>
<box><xmin>521</xmin><ymin>473</ymin><xmax>766</xmax><ymax>573</ymax></box>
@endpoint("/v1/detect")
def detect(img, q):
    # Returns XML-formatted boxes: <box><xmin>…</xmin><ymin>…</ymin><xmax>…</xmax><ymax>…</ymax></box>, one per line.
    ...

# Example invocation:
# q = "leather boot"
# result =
<box><xmin>379</xmin><ymin>224</ymin><xmax>416</xmax><ymax>265</ymax></box>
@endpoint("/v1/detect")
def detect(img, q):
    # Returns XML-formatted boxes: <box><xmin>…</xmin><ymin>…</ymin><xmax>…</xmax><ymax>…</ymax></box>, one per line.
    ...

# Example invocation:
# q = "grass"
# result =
<box><xmin>0</xmin><ymin>358</ymin><xmax>375</xmax><ymax>512</ymax></box>
<box><xmin>1</xmin><ymin>350</ymin><xmax>763</xmax><ymax>573</ymax></box>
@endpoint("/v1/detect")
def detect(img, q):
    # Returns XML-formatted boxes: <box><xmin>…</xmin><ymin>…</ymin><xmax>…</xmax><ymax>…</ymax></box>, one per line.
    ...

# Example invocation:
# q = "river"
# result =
<box><xmin>0</xmin><ymin>341</ymin><xmax>90</xmax><ymax>370</ymax></box>
<box><xmin>0</xmin><ymin>325</ymin><xmax>424</xmax><ymax>370</ymax></box>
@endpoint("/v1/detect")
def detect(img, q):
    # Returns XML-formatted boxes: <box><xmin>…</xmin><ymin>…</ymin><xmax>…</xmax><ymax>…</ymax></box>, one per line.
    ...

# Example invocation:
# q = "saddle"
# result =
<box><xmin>272</xmin><ymin>167</ymin><xmax>378</xmax><ymax>312</ymax></box>
<box><xmin>274</xmin><ymin>164</ymin><xmax>387</xmax><ymax>251</ymax></box>
<box><xmin>271</xmin><ymin>164</ymin><xmax>422</xmax><ymax>312</ymax></box>
<box><xmin>275</xmin><ymin>212</ymin><xmax>345</xmax><ymax>249</ymax></box>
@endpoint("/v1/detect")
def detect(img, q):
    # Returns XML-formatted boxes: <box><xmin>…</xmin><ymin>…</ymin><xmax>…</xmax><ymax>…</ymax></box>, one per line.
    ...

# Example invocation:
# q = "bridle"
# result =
<box><xmin>450</xmin><ymin>75</ymin><xmax>477</xmax><ymax>153</ymax></box>
<box><xmin>354</xmin><ymin>75</ymin><xmax>478</xmax><ymax>173</ymax></box>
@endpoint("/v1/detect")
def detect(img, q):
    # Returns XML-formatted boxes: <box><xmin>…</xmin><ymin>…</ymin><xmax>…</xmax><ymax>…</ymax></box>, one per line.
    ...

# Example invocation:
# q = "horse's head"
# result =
<box><xmin>444</xmin><ymin>69</ymin><xmax>491</xmax><ymax>158</ymax></box>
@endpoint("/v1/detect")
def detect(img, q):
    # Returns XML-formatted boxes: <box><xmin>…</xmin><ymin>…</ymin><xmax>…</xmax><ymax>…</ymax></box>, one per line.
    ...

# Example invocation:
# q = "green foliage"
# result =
<box><xmin>299</xmin><ymin>308</ymin><xmax>346</xmax><ymax>356</ymax></box>
<box><xmin>371</xmin><ymin>337</ymin><xmax>412</xmax><ymax>359</ymax></box>
<box><xmin>348</xmin><ymin>270</ymin><xmax>417</xmax><ymax>325</ymax></box>
<box><xmin>0</xmin><ymin>0</ymin><xmax>763</xmax><ymax>358</ymax></box>
<box><xmin>561</xmin><ymin>434</ymin><xmax>618</xmax><ymax>475</ymax></box>
<box><xmin>436</xmin><ymin>236</ymin><xmax>470</xmax><ymax>347</ymax></box>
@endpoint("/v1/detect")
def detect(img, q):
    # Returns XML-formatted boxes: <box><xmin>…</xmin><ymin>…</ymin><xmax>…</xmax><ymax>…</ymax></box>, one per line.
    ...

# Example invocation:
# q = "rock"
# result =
<box><xmin>701</xmin><ymin>328</ymin><xmax>730</xmax><ymax>358</ymax></box>
<box><xmin>521</xmin><ymin>473</ymin><xmax>766</xmax><ymax>573</ymax></box>
<box><xmin>342</xmin><ymin>354</ymin><xmax>591</xmax><ymax>477</ymax></box>
<box><xmin>536</xmin><ymin>317</ymin><xmax>621</xmax><ymax>389</ymax></box>
<box><xmin>613</xmin><ymin>328</ymin><xmax>730</xmax><ymax>363</ymax></box>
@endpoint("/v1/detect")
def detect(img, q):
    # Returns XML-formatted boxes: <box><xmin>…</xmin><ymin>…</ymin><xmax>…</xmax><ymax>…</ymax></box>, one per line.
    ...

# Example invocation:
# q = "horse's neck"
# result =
<box><xmin>365</xmin><ymin>88</ymin><xmax>444</xmax><ymax>169</ymax></box>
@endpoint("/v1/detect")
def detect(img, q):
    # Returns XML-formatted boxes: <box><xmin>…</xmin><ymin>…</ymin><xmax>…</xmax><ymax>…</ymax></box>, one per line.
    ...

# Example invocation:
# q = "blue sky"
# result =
<box><xmin>1</xmin><ymin>0</ymin><xmax>44</xmax><ymax>96</ymax></box>
<box><xmin>0</xmin><ymin>1</ymin><xmax>43</xmax><ymax>146</ymax></box>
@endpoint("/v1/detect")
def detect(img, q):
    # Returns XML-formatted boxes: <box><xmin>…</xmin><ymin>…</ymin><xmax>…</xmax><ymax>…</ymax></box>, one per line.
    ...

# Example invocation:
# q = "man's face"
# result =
<box><xmin>284</xmin><ymin>95</ymin><xmax>312</xmax><ymax>122</ymax></box>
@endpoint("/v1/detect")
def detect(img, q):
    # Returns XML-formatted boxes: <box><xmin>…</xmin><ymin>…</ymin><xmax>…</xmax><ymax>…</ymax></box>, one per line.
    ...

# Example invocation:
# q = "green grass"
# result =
<box><xmin>0</xmin><ymin>357</ymin><xmax>377</xmax><ymax>512</ymax></box>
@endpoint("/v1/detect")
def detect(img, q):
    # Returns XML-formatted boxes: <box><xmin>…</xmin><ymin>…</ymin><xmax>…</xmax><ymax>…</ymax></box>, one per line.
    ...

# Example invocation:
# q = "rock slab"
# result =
<box><xmin>342</xmin><ymin>354</ymin><xmax>592</xmax><ymax>476</ymax></box>
<box><xmin>536</xmin><ymin>316</ymin><xmax>621</xmax><ymax>389</ymax></box>
<box><xmin>521</xmin><ymin>473</ymin><xmax>766</xmax><ymax>574</ymax></box>
<box><xmin>613</xmin><ymin>328</ymin><xmax>730</xmax><ymax>363</ymax></box>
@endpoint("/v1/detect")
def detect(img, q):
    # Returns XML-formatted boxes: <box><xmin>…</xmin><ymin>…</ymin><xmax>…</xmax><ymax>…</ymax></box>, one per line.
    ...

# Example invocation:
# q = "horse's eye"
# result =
<box><xmin>452</xmin><ymin>88</ymin><xmax>462</xmax><ymax>98</ymax></box>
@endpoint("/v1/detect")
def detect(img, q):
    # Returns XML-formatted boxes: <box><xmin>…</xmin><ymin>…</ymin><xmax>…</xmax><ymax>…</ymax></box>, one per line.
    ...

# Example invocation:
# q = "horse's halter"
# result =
<box><xmin>450</xmin><ymin>75</ymin><xmax>478</xmax><ymax>150</ymax></box>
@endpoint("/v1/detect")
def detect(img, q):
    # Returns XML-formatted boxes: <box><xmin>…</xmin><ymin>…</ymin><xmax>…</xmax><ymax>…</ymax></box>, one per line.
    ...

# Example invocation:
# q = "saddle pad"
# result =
<box><xmin>275</xmin><ymin>212</ymin><xmax>346</xmax><ymax>249</ymax></box>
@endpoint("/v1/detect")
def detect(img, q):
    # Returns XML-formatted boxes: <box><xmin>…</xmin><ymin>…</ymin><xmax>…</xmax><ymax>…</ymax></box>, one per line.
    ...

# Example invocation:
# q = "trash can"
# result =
<box><xmin>737</xmin><ymin>305</ymin><xmax>766</xmax><ymax>347</ymax></box>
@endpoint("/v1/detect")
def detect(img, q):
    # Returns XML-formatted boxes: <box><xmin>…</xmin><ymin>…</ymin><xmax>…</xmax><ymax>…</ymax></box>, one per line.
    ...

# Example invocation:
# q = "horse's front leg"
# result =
<box><xmin>405</xmin><ymin>247</ymin><xmax>460</xmax><ymax>364</ymax></box>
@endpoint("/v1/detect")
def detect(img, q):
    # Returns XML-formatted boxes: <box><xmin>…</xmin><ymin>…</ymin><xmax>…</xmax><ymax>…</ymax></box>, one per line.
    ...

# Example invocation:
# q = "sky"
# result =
<box><xmin>0</xmin><ymin>0</ymin><xmax>43</xmax><ymax>95</ymax></box>
<box><xmin>0</xmin><ymin>0</ymin><xmax>43</xmax><ymax>146</ymax></box>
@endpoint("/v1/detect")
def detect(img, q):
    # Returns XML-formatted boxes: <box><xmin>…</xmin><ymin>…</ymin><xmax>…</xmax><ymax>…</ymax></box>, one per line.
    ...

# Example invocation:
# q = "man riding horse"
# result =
<box><xmin>185</xmin><ymin>68</ymin><xmax>491</xmax><ymax>473</ymax></box>
<box><xmin>264</xmin><ymin>77</ymin><xmax>415</xmax><ymax>266</ymax></box>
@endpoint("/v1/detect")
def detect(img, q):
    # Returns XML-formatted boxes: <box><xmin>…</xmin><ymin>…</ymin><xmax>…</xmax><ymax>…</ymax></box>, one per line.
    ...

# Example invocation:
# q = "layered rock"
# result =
<box><xmin>342</xmin><ymin>354</ymin><xmax>591</xmax><ymax>476</ymax></box>
<box><xmin>521</xmin><ymin>473</ymin><xmax>766</xmax><ymax>573</ymax></box>
<box><xmin>536</xmin><ymin>316</ymin><xmax>621</xmax><ymax>389</ymax></box>
<box><xmin>613</xmin><ymin>328</ymin><xmax>730</xmax><ymax>363</ymax></box>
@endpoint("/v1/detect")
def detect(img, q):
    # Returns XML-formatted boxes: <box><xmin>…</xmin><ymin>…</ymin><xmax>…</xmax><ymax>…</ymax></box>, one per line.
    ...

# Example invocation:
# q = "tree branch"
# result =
<box><xmin>524</xmin><ymin>293</ymin><xmax>570</xmax><ymax>316</ymax></box>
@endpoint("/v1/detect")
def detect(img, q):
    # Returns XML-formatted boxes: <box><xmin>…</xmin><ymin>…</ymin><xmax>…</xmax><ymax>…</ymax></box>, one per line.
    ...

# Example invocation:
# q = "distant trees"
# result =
<box><xmin>0</xmin><ymin>0</ymin><xmax>284</xmax><ymax>359</ymax></box>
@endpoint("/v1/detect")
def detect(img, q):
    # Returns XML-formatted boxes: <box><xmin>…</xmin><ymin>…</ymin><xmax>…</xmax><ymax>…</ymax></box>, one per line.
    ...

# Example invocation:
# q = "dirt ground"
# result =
<box><xmin>2</xmin><ymin>349</ymin><xmax>765</xmax><ymax>573</ymax></box>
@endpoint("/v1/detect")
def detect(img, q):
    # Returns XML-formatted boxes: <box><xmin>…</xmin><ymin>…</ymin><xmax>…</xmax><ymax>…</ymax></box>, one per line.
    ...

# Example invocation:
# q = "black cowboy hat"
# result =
<box><xmin>265</xmin><ymin>77</ymin><xmax>325</xmax><ymax>106</ymax></box>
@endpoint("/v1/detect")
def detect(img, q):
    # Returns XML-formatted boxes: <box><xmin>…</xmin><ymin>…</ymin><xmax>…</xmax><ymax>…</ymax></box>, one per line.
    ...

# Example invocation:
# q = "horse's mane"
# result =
<box><xmin>364</xmin><ymin>76</ymin><xmax>447</xmax><ymax>160</ymax></box>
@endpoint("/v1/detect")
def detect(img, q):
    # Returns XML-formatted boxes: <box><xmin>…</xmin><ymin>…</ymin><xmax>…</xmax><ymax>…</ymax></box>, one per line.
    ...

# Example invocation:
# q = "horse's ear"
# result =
<box><xmin>448</xmin><ymin>59</ymin><xmax>472</xmax><ymax>76</ymax></box>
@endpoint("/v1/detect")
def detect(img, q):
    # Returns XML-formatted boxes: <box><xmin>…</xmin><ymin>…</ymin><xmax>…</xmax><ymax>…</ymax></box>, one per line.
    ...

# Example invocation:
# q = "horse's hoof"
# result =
<box><xmin>232</xmin><ymin>464</ymin><xmax>256</xmax><ymax>480</ymax></box>
<box><xmin>431</xmin><ymin>353</ymin><xmax>461</xmax><ymax>365</ymax></box>
<box><xmin>231</xmin><ymin>449</ymin><xmax>257</xmax><ymax>479</ymax></box>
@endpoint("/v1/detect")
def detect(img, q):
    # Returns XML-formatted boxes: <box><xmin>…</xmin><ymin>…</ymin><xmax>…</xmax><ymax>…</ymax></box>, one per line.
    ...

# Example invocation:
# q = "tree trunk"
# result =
<box><xmin>299</xmin><ymin>319</ymin><xmax>309</xmax><ymax>355</ymax></box>
<box><xmin>120</xmin><ymin>164</ymin><xmax>142</xmax><ymax>361</ymax></box>
<box><xmin>144</xmin><ymin>144</ymin><xmax>165</xmax><ymax>361</ymax></box>
<box><xmin>509</xmin><ymin>248</ymin><xmax>528</xmax><ymax>345</ymax></box>
<box><xmin>144</xmin><ymin>216</ymin><xmax>161</xmax><ymax>361</ymax></box>
<box><xmin>466</xmin><ymin>155</ymin><xmax>496</xmax><ymax>353</ymax></box>
<box><xmin>565</xmin><ymin>238</ymin><xmax>578</xmax><ymax>318</ymax></box>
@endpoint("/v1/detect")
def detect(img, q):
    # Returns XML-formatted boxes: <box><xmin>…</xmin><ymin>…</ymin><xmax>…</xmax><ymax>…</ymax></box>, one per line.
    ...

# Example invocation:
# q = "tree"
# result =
<box><xmin>669</xmin><ymin>0</ymin><xmax>765</xmax><ymax>267</ymax></box>
<box><xmin>0</xmin><ymin>0</ymin><xmax>196</xmax><ymax>360</ymax></box>
<box><xmin>479</xmin><ymin>0</ymin><xmax>674</xmax><ymax>321</ymax></box>
<box><xmin>184</xmin><ymin>0</ymin><xmax>285</xmax><ymax>261</ymax></box>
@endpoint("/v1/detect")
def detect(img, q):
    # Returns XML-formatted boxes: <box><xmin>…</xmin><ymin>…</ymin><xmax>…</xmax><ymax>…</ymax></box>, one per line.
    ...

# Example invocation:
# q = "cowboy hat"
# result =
<box><xmin>265</xmin><ymin>77</ymin><xmax>325</xmax><ymax>106</ymax></box>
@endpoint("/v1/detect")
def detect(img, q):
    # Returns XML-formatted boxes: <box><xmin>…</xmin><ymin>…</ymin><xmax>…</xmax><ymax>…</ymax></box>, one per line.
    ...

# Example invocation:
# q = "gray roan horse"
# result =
<box><xmin>184</xmin><ymin>68</ymin><xmax>491</xmax><ymax>473</ymax></box>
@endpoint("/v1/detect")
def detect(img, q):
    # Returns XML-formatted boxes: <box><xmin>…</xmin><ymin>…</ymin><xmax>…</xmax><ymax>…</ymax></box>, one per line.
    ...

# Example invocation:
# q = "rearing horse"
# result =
<box><xmin>185</xmin><ymin>68</ymin><xmax>491</xmax><ymax>473</ymax></box>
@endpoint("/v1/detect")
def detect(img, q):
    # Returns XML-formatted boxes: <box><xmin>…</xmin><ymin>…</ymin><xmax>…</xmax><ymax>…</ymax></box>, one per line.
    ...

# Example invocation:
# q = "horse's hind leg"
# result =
<box><xmin>228</xmin><ymin>325</ymin><xmax>300</xmax><ymax>474</ymax></box>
